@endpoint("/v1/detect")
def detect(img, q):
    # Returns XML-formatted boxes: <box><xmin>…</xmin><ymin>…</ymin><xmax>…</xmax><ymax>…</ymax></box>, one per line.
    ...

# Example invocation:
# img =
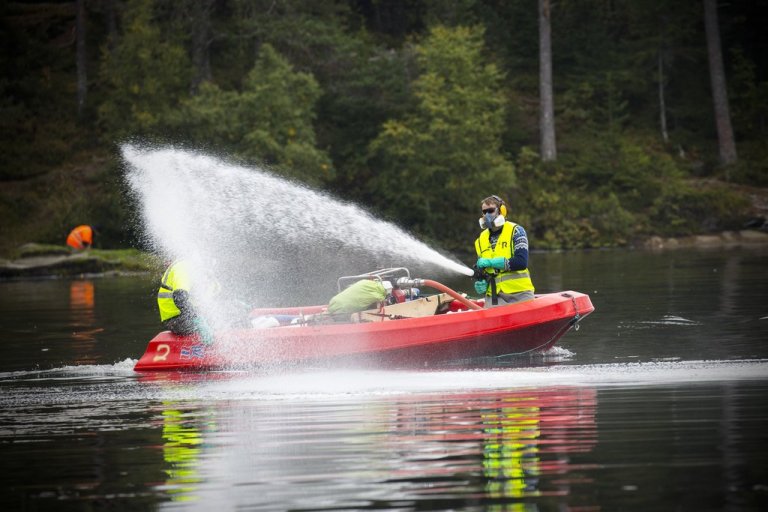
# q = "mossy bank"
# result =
<box><xmin>0</xmin><ymin>244</ymin><xmax>161</xmax><ymax>280</ymax></box>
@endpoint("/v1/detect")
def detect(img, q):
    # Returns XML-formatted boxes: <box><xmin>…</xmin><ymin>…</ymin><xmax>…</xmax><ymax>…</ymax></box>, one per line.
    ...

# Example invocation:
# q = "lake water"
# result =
<box><xmin>1</xmin><ymin>247</ymin><xmax>767</xmax><ymax>511</ymax></box>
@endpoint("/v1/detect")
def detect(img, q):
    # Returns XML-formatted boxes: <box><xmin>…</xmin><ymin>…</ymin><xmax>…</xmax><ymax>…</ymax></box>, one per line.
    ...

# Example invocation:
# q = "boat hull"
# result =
<box><xmin>134</xmin><ymin>291</ymin><xmax>594</xmax><ymax>371</ymax></box>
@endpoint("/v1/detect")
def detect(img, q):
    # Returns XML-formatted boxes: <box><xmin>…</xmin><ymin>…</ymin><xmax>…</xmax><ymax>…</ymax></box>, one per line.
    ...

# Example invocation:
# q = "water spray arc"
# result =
<box><xmin>122</xmin><ymin>145</ymin><xmax>473</xmax><ymax>324</ymax></box>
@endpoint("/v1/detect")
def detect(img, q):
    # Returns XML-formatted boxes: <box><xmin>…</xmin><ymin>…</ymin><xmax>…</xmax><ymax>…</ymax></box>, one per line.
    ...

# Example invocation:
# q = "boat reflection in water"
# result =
<box><xmin>157</xmin><ymin>404</ymin><xmax>206</xmax><ymax>503</ymax></box>
<box><xmin>481</xmin><ymin>389</ymin><xmax>598</xmax><ymax>502</ymax></box>
<box><xmin>382</xmin><ymin>387</ymin><xmax>597</xmax><ymax>506</ymax></box>
<box><xmin>143</xmin><ymin>376</ymin><xmax>597</xmax><ymax>508</ymax></box>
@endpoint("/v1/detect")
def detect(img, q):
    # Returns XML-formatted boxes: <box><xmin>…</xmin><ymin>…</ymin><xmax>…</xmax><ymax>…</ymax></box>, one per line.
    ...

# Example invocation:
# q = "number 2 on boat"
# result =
<box><xmin>153</xmin><ymin>344</ymin><xmax>170</xmax><ymax>362</ymax></box>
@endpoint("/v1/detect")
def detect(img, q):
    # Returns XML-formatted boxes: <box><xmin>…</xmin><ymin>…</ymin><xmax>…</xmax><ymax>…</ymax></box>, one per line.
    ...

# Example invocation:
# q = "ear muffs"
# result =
<box><xmin>491</xmin><ymin>195</ymin><xmax>508</xmax><ymax>217</ymax></box>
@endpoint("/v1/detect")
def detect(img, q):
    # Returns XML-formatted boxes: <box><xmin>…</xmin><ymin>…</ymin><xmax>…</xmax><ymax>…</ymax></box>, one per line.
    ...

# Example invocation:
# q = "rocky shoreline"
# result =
<box><xmin>640</xmin><ymin>229</ymin><xmax>768</xmax><ymax>250</ymax></box>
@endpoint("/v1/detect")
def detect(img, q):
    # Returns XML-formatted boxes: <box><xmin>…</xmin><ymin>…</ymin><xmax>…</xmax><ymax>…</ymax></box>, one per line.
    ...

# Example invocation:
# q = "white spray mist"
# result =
<box><xmin>122</xmin><ymin>145</ymin><xmax>473</xmax><ymax>330</ymax></box>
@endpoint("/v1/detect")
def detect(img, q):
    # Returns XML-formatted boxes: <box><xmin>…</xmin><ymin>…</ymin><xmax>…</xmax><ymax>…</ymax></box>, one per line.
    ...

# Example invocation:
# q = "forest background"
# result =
<box><xmin>1</xmin><ymin>0</ymin><xmax>766</xmax><ymax>256</ymax></box>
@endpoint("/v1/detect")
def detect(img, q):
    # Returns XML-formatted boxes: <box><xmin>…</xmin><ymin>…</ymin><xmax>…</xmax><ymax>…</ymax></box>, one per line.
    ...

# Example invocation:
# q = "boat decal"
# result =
<box><xmin>180</xmin><ymin>344</ymin><xmax>205</xmax><ymax>360</ymax></box>
<box><xmin>153</xmin><ymin>343</ymin><xmax>171</xmax><ymax>362</ymax></box>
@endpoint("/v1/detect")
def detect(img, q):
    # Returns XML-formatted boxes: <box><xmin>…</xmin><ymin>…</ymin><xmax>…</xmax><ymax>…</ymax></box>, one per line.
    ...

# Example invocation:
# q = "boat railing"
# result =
<box><xmin>336</xmin><ymin>267</ymin><xmax>411</xmax><ymax>292</ymax></box>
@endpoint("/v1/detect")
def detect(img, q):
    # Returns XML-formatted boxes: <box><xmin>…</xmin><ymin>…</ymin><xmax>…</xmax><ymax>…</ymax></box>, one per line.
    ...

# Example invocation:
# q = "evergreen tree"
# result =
<box><xmin>368</xmin><ymin>25</ymin><xmax>515</xmax><ymax>245</ymax></box>
<box><xmin>172</xmin><ymin>44</ymin><xmax>331</xmax><ymax>183</ymax></box>
<box><xmin>97</xmin><ymin>0</ymin><xmax>190</xmax><ymax>139</ymax></box>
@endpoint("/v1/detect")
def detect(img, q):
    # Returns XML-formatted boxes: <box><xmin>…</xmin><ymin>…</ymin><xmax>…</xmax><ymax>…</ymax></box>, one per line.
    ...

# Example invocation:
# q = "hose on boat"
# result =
<box><xmin>396</xmin><ymin>278</ymin><xmax>482</xmax><ymax>311</ymax></box>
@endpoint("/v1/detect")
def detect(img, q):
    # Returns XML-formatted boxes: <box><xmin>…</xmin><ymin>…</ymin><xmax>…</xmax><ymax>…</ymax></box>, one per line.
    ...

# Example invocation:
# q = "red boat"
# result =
<box><xmin>134</xmin><ymin>269</ymin><xmax>594</xmax><ymax>371</ymax></box>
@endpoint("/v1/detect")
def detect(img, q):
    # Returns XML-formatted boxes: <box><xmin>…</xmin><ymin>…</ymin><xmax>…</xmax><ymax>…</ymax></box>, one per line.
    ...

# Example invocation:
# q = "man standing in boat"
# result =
<box><xmin>473</xmin><ymin>195</ymin><xmax>535</xmax><ymax>307</ymax></box>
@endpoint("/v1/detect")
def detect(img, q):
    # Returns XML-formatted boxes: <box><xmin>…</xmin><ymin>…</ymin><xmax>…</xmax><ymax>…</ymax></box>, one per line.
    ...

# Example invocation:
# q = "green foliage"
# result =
<box><xmin>89</xmin><ymin>248</ymin><xmax>160</xmax><ymax>271</ymax></box>
<box><xmin>1</xmin><ymin>0</ymin><xmax>766</xmax><ymax>255</ymax></box>
<box><xmin>729</xmin><ymin>48</ymin><xmax>768</xmax><ymax>140</ymax></box>
<box><xmin>514</xmin><ymin>131</ymin><xmax>752</xmax><ymax>248</ymax></box>
<box><xmin>515</xmin><ymin>147</ymin><xmax>636</xmax><ymax>249</ymax></box>
<box><xmin>170</xmin><ymin>44</ymin><xmax>332</xmax><ymax>183</ymax></box>
<box><xmin>368</xmin><ymin>25</ymin><xmax>516</xmax><ymax>245</ymax></box>
<box><xmin>516</xmin><ymin>128</ymin><xmax>753</xmax><ymax>248</ymax></box>
<box><xmin>5</xmin><ymin>244</ymin><xmax>158</xmax><ymax>273</ymax></box>
<box><xmin>15</xmin><ymin>243</ymin><xmax>71</xmax><ymax>258</ymax></box>
<box><xmin>650</xmin><ymin>181</ymin><xmax>751</xmax><ymax>235</ymax></box>
<box><xmin>0</xmin><ymin>9</ymin><xmax>82</xmax><ymax>180</ymax></box>
<box><xmin>11</xmin><ymin>162</ymin><xmax>125</xmax><ymax>254</ymax></box>
<box><xmin>564</xmin><ymin>132</ymin><xmax>684</xmax><ymax>212</ymax></box>
<box><xmin>97</xmin><ymin>0</ymin><xmax>191</xmax><ymax>140</ymax></box>
<box><xmin>560</xmin><ymin>73</ymin><xmax>630</xmax><ymax>135</ymax></box>
<box><xmin>318</xmin><ymin>42</ymin><xmax>417</xmax><ymax>199</ymax></box>
<box><xmin>729</xmin><ymin>140</ymin><xmax>768</xmax><ymax>187</ymax></box>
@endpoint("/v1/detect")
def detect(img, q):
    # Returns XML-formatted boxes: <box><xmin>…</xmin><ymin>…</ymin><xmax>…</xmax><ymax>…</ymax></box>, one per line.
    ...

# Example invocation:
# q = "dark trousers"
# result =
<box><xmin>163</xmin><ymin>312</ymin><xmax>197</xmax><ymax>335</ymax></box>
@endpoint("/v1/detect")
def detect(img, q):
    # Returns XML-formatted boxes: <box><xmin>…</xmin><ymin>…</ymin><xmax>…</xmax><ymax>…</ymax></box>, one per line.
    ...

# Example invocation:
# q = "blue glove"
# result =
<box><xmin>474</xmin><ymin>280</ymin><xmax>488</xmax><ymax>295</ymax></box>
<box><xmin>477</xmin><ymin>257</ymin><xmax>506</xmax><ymax>270</ymax></box>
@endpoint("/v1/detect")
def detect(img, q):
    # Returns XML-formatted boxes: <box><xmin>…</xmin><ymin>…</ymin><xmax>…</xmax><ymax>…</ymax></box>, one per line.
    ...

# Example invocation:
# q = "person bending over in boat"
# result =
<box><xmin>473</xmin><ymin>195</ymin><xmax>535</xmax><ymax>307</ymax></box>
<box><xmin>157</xmin><ymin>259</ymin><xmax>214</xmax><ymax>342</ymax></box>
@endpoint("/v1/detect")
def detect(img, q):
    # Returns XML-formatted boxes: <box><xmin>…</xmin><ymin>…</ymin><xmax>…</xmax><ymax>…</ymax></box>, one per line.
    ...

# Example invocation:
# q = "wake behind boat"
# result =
<box><xmin>134</xmin><ymin>268</ymin><xmax>594</xmax><ymax>371</ymax></box>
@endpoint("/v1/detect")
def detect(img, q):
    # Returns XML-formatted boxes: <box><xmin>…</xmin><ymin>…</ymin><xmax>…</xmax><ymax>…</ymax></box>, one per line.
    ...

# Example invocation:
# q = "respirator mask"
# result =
<box><xmin>478</xmin><ymin>208</ymin><xmax>505</xmax><ymax>229</ymax></box>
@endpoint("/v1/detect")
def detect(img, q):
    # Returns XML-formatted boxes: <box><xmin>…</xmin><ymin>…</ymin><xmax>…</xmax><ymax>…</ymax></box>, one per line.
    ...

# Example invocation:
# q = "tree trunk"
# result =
<box><xmin>703</xmin><ymin>0</ymin><xmax>737</xmax><ymax>169</ymax></box>
<box><xmin>658</xmin><ymin>50</ymin><xmax>669</xmax><ymax>143</ymax></box>
<box><xmin>538</xmin><ymin>0</ymin><xmax>557</xmax><ymax>161</ymax></box>
<box><xmin>191</xmin><ymin>0</ymin><xmax>213</xmax><ymax>93</ymax></box>
<box><xmin>103</xmin><ymin>0</ymin><xmax>117</xmax><ymax>51</ymax></box>
<box><xmin>76</xmin><ymin>0</ymin><xmax>87</xmax><ymax>117</ymax></box>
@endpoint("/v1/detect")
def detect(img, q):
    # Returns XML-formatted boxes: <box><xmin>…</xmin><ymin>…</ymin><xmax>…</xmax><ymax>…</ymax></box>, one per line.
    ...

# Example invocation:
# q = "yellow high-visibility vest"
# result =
<box><xmin>157</xmin><ymin>260</ymin><xmax>192</xmax><ymax>321</ymax></box>
<box><xmin>474</xmin><ymin>222</ymin><xmax>534</xmax><ymax>295</ymax></box>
